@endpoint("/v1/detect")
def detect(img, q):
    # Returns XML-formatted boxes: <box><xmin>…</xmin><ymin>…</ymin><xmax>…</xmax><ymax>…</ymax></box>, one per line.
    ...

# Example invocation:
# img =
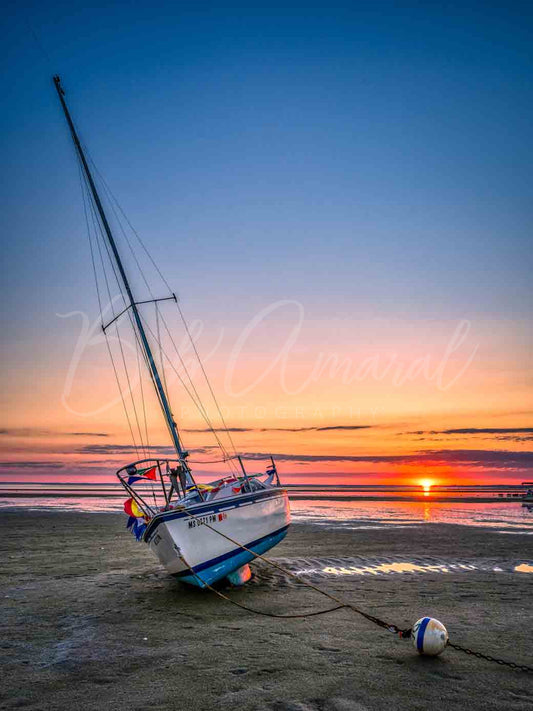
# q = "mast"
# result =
<box><xmin>53</xmin><ymin>75</ymin><xmax>190</xmax><ymax>470</ymax></box>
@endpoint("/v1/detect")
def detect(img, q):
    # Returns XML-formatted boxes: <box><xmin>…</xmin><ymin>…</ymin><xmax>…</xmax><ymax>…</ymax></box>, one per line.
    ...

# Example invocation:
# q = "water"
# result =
<box><xmin>2</xmin><ymin>485</ymin><xmax>531</xmax><ymax>579</ymax></box>
<box><xmin>1</xmin><ymin>484</ymin><xmax>532</xmax><ymax>533</ymax></box>
<box><xmin>290</xmin><ymin>498</ymin><xmax>533</xmax><ymax>533</ymax></box>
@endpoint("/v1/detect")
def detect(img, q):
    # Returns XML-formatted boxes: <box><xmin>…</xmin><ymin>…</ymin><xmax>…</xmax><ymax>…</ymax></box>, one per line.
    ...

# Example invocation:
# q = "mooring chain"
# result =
<box><xmin>447</xmin><ymin>642</ymin><xmax>533</xmax><ymax>673</ymax></box>
<box><xmin>171</xmin><ymin>506</ymin><xmax>532</xmax><ymax>672</ymax></box>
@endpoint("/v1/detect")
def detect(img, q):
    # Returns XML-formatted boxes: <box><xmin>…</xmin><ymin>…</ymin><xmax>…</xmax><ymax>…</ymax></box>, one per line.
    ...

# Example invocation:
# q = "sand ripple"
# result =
<box><xmin>250</xmin><ymin>555</ymin><xmax>533</xmax><ymax>586</ymax></box>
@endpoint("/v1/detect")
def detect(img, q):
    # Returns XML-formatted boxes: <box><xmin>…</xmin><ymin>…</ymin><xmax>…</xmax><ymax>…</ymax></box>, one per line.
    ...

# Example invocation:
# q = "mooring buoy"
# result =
<box><xmin>411</xmin><ymin>617</ymin><xmax>449</xmax><ymax>656</ymax></box>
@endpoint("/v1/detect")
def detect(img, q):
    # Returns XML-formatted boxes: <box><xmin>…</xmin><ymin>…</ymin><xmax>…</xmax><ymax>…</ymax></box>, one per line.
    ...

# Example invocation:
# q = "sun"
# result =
<box><xmin>420</xmin><ymin>479</ymin><xmax>433</xmax><ymax>494</ymax></box>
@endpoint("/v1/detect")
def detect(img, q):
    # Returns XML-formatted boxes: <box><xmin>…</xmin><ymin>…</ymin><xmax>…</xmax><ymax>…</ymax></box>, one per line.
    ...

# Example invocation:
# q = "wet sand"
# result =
<box><xmin>1</xmin><ymin>511</ymin><xmax>531</xmax><ymax>710</ymax></box>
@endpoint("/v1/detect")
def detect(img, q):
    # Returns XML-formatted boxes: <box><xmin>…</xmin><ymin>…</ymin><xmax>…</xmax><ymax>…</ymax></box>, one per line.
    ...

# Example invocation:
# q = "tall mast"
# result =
<box><xmin>53</xmin><ymin>75</ymin><xmax>188</xmax><ymax>465</ymax></box>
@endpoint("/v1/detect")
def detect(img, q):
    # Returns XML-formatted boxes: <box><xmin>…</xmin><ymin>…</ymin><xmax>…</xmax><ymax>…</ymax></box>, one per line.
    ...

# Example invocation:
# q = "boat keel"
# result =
<box><xmin>226</xmin><ymin>563</ymin><xmax>252</xmax><ymax>586</ymax></box>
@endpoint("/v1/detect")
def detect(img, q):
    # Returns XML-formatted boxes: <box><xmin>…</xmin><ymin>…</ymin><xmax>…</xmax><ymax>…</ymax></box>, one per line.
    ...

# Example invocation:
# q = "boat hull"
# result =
<box><xmin>144</xmin><ymin>488</ymin><xmax>290</xmax><ymax>587</ymax></box>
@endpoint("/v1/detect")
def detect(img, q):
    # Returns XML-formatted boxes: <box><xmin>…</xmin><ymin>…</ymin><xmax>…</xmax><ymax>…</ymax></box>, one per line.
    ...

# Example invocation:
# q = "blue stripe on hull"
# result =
<box><xmin>175</xmin><ymin>525</ymin><xmax>289</xmax><ymax>588</ymax></box>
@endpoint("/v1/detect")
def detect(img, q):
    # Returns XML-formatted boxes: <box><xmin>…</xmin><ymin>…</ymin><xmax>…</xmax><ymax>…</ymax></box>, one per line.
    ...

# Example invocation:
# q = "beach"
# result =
<box><xmin>1</xmin><ymin>510</ymin><xmax>531</xmax><ymax>710</ymax></box>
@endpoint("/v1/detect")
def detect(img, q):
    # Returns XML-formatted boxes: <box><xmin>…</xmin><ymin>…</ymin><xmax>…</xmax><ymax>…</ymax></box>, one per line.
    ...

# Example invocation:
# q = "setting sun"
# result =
<box><xmin>420</xmin><ymin>479</ymin><xmax>434</xmax><ymax>493</ymax></box>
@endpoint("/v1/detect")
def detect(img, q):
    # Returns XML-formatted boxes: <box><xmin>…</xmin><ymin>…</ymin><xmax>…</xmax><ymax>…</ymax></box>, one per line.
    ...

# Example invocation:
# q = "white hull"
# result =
<box><xmin>144</xmin><ymin>488</ymin><xmax>290</xmax><ymax>586</ymax></box>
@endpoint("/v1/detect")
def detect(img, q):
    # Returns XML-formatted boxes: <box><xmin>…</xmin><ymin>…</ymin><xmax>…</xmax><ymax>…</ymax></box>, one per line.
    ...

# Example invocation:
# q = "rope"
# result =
<box><xmin>135</xmin><ymin>334</ymin><xmax>150</xmax><ymax>451</ymax></box>
<box><xmin>86</xmin><ymin>183</ymin><xmax>145</xmax><ymax>457</ymax></box>
<box><xmin>186</xmin><ymin>457</ymin><xmax>237</xmax><ymax>464</ymax></box>
<box><xmin>167</xmin><ymin>506</ymin><xmax>533</xmax><ymax>671</ymax></box>
<box><xmin>137</xmin><ymin>310</ymin><xmax>240</xmax><ymax>476</ymax></box>
<box><xmin>80</xmin><ymin>166</ymin><xmax>140</xmax><ymax>458</ymax></box>
<box><xmin>175</xmin><ymin>299</ymin><xmax>239</xmax><ymax>459</ymax></box>
<box><xmin>84</xmin><ymin>154</ymin><xmax>240</xmax><ymax>475</ymax></box>
<box><xmin>155</xmin><ymin>304</ymin><xmax>170</xmax><ymax>401</ymax></box>
<box><xmin>172</xmin><ymin>507</ymin><xmax>410</xmax><ymax>636</ymax></box>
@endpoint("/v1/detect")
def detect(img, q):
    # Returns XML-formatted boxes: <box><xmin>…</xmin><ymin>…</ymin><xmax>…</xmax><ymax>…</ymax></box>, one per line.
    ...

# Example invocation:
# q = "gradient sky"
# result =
<box><xmin>1</xmin><ymin>1</ymin><xmax>532</xmax><ymax>486</ymax></box>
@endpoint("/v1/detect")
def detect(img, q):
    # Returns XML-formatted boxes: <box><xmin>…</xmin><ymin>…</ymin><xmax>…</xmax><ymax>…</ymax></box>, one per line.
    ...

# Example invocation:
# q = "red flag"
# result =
<box><xmin>138</xmin><ymin>466</ymin><xmax>157</xmax><ymax>481</ymax></box>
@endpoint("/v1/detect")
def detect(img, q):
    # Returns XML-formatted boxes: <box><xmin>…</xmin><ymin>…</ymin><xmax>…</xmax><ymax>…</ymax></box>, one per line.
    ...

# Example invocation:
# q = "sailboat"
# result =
<box><xmin>53</xmin><ymin>76</ymin><xmax>291</xmax><ymax>587</ymax></box>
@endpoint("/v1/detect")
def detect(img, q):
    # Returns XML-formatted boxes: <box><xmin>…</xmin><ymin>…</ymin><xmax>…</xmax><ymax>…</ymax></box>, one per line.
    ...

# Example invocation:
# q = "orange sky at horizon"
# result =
<box><xmin>1</xmin><ymin>307</ymin><xmax>531</xmax><ymax>487</ymax></box>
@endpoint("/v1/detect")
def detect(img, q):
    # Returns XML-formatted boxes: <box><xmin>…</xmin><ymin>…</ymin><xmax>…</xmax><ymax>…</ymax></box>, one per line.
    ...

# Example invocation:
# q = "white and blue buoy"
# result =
<box><xmin>411</xmin><ymin>617</ymin><xmax>448</xmax><ymax>656</ymax></box>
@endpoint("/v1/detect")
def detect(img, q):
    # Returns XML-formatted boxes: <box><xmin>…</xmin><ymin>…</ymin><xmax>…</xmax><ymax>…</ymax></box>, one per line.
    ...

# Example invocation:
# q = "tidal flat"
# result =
<box><xmin>1</xmin><ymin>511</ymin><xmax>531</xmax><ymax>710</ymax></box>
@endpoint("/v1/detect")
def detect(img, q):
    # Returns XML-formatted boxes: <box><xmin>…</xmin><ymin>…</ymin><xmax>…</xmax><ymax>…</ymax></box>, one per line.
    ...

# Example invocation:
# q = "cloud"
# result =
<box><xmin>79</xmin><ymin>444</ymin><xmax>177</xmax><ymax>455</ymax></box>
<box><xmin>0</xmin><ymin>429</ymin><xmax>109</xmax><ymax>438</ymax></box>
<box><xmin>423</xmin><ymin>449</ymin><xmax>533</xmax><ymax>467</ymax></box>
<box><xmin>184</xmin><ymin>427</ymin><xmax>254</xmax><ymax>433</ymax></box>
<box><xmin>244</xmin><ymin>452</ymin><xmax>411</xmax><ymax>463</ymax></box>
<box><xmin>184</xmin><ymin>425</ymin><xmax>373</xmax><ymax>434</ymax></box>
<box><xmin>77</xmin><ymin>445</ymin><xmax>532</xmax><ymax>470</ymax></box>
<box><xmin>241</xmin><ymin>449</ymin><xmax>533</xmax><ymax>469</ymax></box>
<box><xmin>406</xmin><ymin>428</ymin><xmax>533</xmax><ymax>435</ymax></box>
<box><xmin>0</xmin><ymin>461</ymin><xmax>65</xmax><ymax>469</ymax></box>
<box><xmin>264</xmin><ymin>425</ymin><xmax>372</xmax><ymax>433</ymax></box>
<box><xmin>401</xmin><ymin>427</ymin><xmax>533</xmax><ymax>443</ymax></box>
<box><xmin>78</xmin><ymin>444</ymin><xmax>217</xmax><ymax>456</ymax></box>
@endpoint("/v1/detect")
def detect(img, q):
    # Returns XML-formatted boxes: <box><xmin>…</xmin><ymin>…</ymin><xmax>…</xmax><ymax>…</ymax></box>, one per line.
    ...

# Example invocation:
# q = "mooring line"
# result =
<box><xmin>174</xmin><ymin>506</ymin><xmax>409</xmax><ymax>633</ymax></box>
<box><xmin>169</xmin><ymin>506</ymin><xmax>533</xmax><ymax>672</ymax></box>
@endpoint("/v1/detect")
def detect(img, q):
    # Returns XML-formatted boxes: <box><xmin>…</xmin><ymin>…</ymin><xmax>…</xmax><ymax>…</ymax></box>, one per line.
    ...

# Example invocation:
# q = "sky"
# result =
<box><xmin>1</xmin><ymin>0</ymin><xmax>532</xmax><ymax>487</ymax></box>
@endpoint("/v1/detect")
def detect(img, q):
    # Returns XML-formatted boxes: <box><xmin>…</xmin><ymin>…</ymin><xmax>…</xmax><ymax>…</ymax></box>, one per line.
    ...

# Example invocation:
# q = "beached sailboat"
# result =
<box><xmin>53</xmin><ymin>76</ymin><xmax>291</xmax><ymax>587</ymax></box>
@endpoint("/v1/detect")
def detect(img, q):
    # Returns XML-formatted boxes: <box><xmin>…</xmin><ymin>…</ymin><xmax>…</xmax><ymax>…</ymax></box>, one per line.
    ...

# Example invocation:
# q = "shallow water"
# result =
<box><xmin>290</xmin><ymin>498</ymin><xmax>533</xmax><ymax>534</ymax></box>
<box><xmin>1</xmin><ymin>492</ymin><xmax>532</xmax><ymax>536</ymax></box>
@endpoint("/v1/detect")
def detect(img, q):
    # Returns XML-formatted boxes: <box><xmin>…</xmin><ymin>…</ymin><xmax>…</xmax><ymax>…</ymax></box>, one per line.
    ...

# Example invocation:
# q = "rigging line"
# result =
<box><xmin>126</xmin><ymin>302</ymin><xmax>186</xmax><ymax>460</ymax></box>
<box><xmin>84</xmin><ymin>154</ymin><xmax>174</xmax><ymax>294</ymax></box>
<box><xmin>155</xmin><ymin>304</ymin><xmax>170</xmax><ymax>401</ymax></box>
<box><xmin>94</xmin><ymin>166</ymin><xmax>156</xmax><ymax>300</ymax></box>
<box><xmin>186</xmin><ymin>458</ymin><xmax>237</xmax><ymax>464</ymax></box>
<box><xmin>153</xmin><ymin>311</ymin><xmax>234</xmax><ymax>469</ymax></box>
<box><xmin>152</xmin><ymin>309</ymin><xmax>238</xmax><ymax>470</ymax></box>
<box><xmin>111</xmin><ymin>307</ymin><xmax>147</xmax><ymax>458</ymax></box>
<box><xmin>79</xmin><ymin>167</ymin><xmax>140</xmax><ymax>459</ymax></box>
<box><xmin>135</xmin><ymin>328</ymin><xmax>150</xmax><ymax>451</ymax></box>
<box><xmin>84</xmin><ymin>177</ymin><xmax>143</xmax><ymax>458</ymax></box>
<box><xmin>79</xmin><ymin>164</ymin><xmax>103</xmax><ymax>314</ymax></box>
<box><xmin>175</xmin><ymin>299</ymin><xmax>238</xmax><ymax>457</ymax></box>
<box><xmin>87</xmin><ymin>193</ymin><xmax>148</xmax><ymax>459</ymax></box>
<box><xmin>84</xmin><ymin>149</ymin><xmax>238</xmax><ymax>474</ymax></box>
<box><xmin>137</xmin><ymin>311</ymin><xmax>239</xmax><ymax>476</ymax></box>
<box><xmin>140</xmin><ymin>305</ymin><xmax>227</xmax><ymax>443</ymax></box>
<box><xmin>150</xmin><ymin>295</ymin><xmax>239</xmax><ymax>473</ymax></box>
<box><xmin>95</xmin><ymin>167</ymin><xmax>195</xmax><ymax>462</ymax></box>
<box><xmin>92</xmin><ymin>161</ymin><xmax>214</xmax><ymax>454</ymax></box>
<box><xmin>119</xmin><ymin>291</ymin><xmax>184</xmax><ymax>457</ymax></box>
<box><xmin>139</xmin><ymin>311</ymin><xmax>231</xmax><ymax>457</ymax></box>
<box><xmin>82</xmin><ymin>150</ymin><xmax>192</xmax><ymax>461</ymax></box>
<box><xmin>87</xmin><ymin>191</ymin><xmax>141</xmax><ymax>461</ymax></box>
<box><xmin>97</xmin><ymin>154</ymin><xmax>239</xmax><ymax>460</ymax></box>
<box><xmin>155</xmin><ymin>308</ymin><xmax>231</xmax><ymax>452</ymax></box>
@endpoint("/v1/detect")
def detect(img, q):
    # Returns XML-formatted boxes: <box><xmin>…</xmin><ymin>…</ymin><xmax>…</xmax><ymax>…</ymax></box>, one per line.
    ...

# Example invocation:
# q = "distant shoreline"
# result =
<box><xmin>0</xmin><ymin>492</ymin><xmax>528</xmax><ymax>504</ymax></box>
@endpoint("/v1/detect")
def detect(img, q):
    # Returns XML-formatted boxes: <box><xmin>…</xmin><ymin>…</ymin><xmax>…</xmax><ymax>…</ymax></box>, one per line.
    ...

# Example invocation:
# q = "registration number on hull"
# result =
<box><xmin>188</xmin><ymin>512</ymin><xmax>228</xmax><ymax>529</ymax></box>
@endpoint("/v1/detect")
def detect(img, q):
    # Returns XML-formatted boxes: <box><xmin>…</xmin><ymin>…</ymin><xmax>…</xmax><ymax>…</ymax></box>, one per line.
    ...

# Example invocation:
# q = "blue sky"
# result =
<box><xmin>3</xmin><ymin>1</ymin><xmax>532</xmax><ymax>327</ymax></box>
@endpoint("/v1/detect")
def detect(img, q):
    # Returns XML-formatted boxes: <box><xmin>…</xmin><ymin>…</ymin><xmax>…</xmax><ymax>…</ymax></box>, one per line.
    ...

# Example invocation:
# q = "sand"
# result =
<box><xmin>0</xmin><ymin>510</ymin><xmax>531</xmax><ymax>710</ymax></box>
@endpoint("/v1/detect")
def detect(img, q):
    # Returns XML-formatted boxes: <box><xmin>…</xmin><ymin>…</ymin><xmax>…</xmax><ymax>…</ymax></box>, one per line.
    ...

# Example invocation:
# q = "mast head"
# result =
<box><xmin>53</xmin><ymin>75</ymin><xmax>65</xmax><ymax>95</ymax></box>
